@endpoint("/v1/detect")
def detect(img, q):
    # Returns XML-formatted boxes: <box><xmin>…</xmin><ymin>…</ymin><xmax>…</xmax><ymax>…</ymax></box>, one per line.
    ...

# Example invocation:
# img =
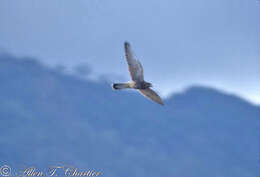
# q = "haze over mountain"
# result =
<box><xmin>0</xmin><ymin>54</ymin><xmax>260</xmax><ymax>177</ymax></box>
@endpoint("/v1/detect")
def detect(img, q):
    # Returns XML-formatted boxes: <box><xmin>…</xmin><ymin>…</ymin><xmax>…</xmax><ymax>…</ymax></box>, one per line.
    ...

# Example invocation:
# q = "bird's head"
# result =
<box><xmin>146</xmin><ymin>82</ymin><xmax>153</xmax><ymax>87</ymax></box>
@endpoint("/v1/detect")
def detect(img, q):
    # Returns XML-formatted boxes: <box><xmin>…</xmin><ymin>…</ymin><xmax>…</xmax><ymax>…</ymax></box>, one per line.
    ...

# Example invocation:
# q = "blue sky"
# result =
<box><xmin>0</xmin><ymin>0</ymin><xmax>259</xmax><ymax>104</ymax></box>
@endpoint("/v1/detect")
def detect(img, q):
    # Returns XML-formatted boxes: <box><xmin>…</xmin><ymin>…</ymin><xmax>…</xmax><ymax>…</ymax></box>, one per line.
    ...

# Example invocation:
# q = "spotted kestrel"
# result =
<box><xmin>112</xmin><ymin>42</ymin><xmax>164</xmax><ymax>105</ymax></box>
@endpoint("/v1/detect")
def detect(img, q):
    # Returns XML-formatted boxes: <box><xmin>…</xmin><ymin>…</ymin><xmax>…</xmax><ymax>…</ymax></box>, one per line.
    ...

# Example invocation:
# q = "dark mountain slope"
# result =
<box><xmin>0</xmin><ymin>54</ymin><xmax>259</xmax><ymax>177</ymax></box>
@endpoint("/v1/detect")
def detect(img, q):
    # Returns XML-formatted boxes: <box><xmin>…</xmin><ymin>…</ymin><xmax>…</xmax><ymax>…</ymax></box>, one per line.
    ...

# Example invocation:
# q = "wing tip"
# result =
<box><xmin>159</xmin><ymin>101</ymin><xmax>164</xmax><ymax>106</ymax></box>
<box><xmin>152</xmin><ymin>99</ymin><xmax>165</xmax><ymax>106</ymax></box>
<box><xmin>157</xmin><ymin>99</ymin><xmax>164</xmax><ymax>105</ymax></box>
<box><xmin>124</xmin><ymin>41</ymin><xmax>130</xmax><ymax>48</ymax></box>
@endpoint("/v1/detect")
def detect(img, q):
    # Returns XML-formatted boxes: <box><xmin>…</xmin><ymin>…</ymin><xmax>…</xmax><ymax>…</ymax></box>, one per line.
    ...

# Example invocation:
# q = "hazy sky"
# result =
<box><xmin>0</xmin><ymin>0</ymin><xmax>259</xmax><ymax>104</ymax></box>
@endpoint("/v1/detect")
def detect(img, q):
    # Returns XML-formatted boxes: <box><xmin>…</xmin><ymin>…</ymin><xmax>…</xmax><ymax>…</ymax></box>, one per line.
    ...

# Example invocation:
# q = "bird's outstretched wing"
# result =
<box><xmin>124</xmin><ymin>41</ymin><xmax>144</xmax><ymax>82</ymax></box>
<box><xmin>139</xmin><ymin>88</ymin><xmax>164</xmax><ymax>105</ymax></box>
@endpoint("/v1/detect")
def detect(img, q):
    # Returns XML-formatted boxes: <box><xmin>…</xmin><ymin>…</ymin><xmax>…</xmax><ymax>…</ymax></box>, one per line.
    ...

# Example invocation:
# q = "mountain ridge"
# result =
<box><xmin>0</xmin><ymin>54</ymin><xmax>259</xmax><ymax>177</ymax></box>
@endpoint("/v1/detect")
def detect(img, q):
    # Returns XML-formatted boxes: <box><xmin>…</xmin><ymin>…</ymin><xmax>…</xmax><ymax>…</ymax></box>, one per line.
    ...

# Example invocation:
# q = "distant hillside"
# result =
<box><xmin>0</xmin><ymin>54</ymin><xmax>259</xmax><ymax>177</ymax></box>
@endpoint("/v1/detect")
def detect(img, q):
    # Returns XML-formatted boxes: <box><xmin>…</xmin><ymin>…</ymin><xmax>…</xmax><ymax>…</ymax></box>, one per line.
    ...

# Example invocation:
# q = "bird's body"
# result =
<box><xmin>112</xmin><ymin>42</ymin><xmax>164</xmax><ymax>105</ymax></box>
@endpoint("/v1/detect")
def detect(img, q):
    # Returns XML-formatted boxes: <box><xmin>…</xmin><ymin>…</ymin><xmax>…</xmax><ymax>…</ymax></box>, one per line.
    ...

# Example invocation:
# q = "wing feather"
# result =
<box><xmin>139</xmin><ymin>88</ymin><xmax>164</xmax><ymax>105</ymax></box>
<box><xmin>124</xmin><ymin>42</ymin><xmax>144</xmax><ymax>81</ymax></box>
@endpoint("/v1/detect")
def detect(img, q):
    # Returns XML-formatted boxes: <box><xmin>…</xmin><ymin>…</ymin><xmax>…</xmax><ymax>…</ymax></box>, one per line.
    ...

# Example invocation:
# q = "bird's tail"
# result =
<box><xmin>112</xmin><ymin>83</ymin><xmax>131</xmax><ymax>90</ymax></box>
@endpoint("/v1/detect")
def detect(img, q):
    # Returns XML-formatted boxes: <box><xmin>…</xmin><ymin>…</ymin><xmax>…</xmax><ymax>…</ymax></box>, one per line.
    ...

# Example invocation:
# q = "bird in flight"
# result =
<box><xmin>112</xmin><ymin>41</ymin><xmax>164</xmax><ymax>105</ymax></box>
